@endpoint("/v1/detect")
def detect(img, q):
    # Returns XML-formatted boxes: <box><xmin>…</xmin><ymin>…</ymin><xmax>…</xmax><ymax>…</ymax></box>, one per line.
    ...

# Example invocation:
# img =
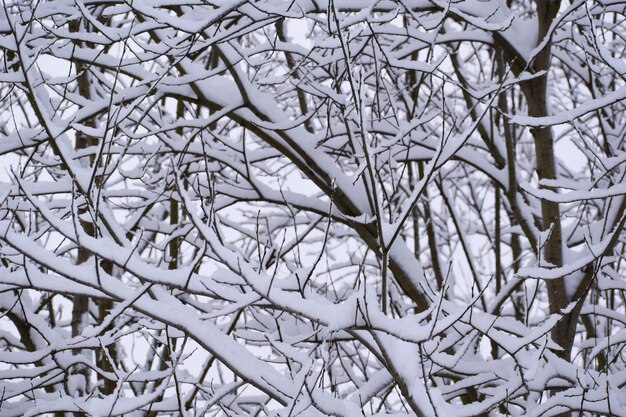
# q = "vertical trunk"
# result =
<box><xmin>523</xmin><ymin>0</ymin><xmax>576</xmax><ymax>359</ymax></box>
<box><xmin>418</xmin><ymin>162</ymin><xmax>444</xmax><ymax>290</ymax></box>
<box><xmin>500</xmin><ymin>77</ymin><xmax>525</xmax><ymax>323</ymax></box>
<box><xmin>408</xmin><ymin>163</ymin><xmax>420</xmax><ymax>256</ymax></box>
<box><xmin>70</xmin><ymin>13</ymin><xmax>117</xmax><ymax>395</ymax></box>
<box><xmin>97</xmin><ymin>261</ymin><xmax>116</xmax><ymax>395</ymax></box>
<box><xmin>147</xmin><ymin>100</ymin><xmax>186</xmax><ymax>416</ymax></box>
<box><xmin>69</xmin><ymin>18</ymin><xmax>96</xmax><ymax>400</ymax></box>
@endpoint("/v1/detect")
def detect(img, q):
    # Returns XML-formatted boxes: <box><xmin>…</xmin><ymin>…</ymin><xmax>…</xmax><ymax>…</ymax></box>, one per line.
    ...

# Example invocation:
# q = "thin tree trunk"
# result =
<box><xmin>523</xmin><ymin>0</ymin><xmax>575</xmax><ymax>360</ymax></box>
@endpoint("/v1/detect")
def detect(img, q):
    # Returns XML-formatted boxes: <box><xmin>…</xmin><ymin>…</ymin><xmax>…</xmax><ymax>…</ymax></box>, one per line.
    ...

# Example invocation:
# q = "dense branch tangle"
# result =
<box><xmin>0</xmin><ymin>0</ymin><xmax>625</xmax><ymax>416</ymax></box>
